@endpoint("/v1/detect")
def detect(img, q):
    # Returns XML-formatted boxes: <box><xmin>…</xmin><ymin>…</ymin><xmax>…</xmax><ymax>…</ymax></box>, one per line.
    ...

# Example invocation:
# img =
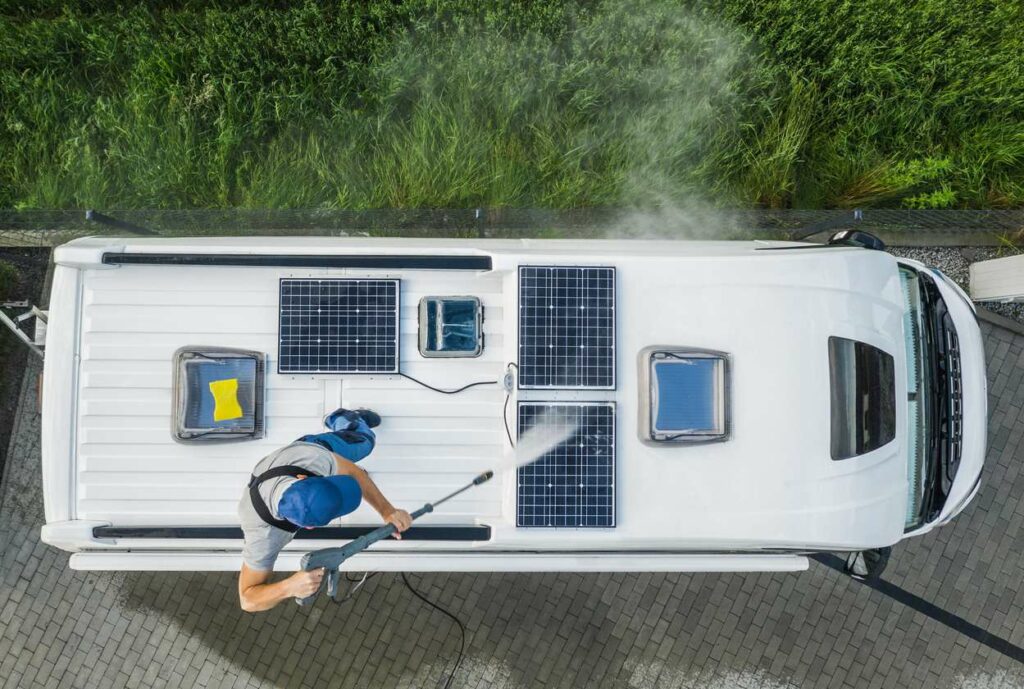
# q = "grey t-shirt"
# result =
<box><xmin>237</xmin><ymin>442</ymin><xmax>337</xmax><ymax>571</ymax></box>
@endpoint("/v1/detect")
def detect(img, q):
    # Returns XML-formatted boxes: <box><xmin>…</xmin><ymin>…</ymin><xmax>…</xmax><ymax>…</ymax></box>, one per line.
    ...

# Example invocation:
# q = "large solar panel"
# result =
<box><xmin>517</xmin><ymin>402</ymin><xmax>616</xmax><ymax>528</ymax></box>
<box><xmin>518</xmin><ymin>266</ymin><xmax>615</xmax><ymax>389</ymax></box>
<box><xmin>278</xmin><ymin>278</ymin><xmax>399</xmax><ymax>374</ymax></box>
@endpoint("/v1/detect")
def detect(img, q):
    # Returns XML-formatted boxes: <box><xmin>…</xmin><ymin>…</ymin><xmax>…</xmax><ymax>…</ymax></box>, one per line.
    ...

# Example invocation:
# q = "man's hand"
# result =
<box><xmin>385</xmin><ymin>509</ymin><xmax>413</xmax><ymax>538</ymax></box>
<box><xmin>287</xmin><ymin>568</ymin><xmax>325</xmax><ymax>598</ymax></box>
<box><xmin>240</xmin><ymin>564</ymin><xmax>324</xmax><ymax>612</ymax></box>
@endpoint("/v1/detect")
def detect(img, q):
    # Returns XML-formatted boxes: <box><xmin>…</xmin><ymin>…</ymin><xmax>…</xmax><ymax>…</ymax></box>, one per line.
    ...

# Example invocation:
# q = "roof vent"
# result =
<box><xmin>172</xmin><ymin>346</ymin><xmax>266</xmax><ymax>443</ymax></box>
<box><xmin>418</xmin><ymin>296</ymin><xmax>483</xmax><ymax>357</ymax></box>
<box><xmin>639</xmin><ymin>346</ymin><xmax>730</xmax><ymax>445</ymax></box>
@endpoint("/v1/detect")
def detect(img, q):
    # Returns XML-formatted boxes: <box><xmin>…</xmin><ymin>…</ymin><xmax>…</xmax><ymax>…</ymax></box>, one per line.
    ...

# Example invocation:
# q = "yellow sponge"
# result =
<box><xmin>209</xmin><ymin>378</ymin><xmax>244</xmax><ymax>422</ymax></box>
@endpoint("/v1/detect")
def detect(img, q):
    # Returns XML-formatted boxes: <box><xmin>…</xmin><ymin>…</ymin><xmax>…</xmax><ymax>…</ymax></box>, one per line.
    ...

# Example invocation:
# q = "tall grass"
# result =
<box><xmin>239</xmin><ymin>5</ymin><xmax>757</xmax><ymax>210</ymax></box>
<box><xmin>1</xmin><ymin>0</ymin><xmax>1022</xmax><ymax>209</ymax></box>
<box><xmin>721</xmin><ymin>0</ymin><xmax>1024</xmax><ymax>207</ymax></box>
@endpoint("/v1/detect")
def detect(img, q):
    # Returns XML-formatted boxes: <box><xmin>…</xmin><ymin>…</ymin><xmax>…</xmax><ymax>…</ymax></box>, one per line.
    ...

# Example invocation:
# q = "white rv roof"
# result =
<box><xmin>44</xmin><ymin>236</ymin><xmax>910</xmax><ymax>552</ymax></box>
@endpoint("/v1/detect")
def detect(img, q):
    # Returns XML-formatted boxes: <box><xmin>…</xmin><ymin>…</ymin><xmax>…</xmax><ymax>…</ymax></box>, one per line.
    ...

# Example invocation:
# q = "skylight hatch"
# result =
<box><xmin>639</xmin><ymin>347</ymin><xmax>730</xmax><ymax>444</ymax></box>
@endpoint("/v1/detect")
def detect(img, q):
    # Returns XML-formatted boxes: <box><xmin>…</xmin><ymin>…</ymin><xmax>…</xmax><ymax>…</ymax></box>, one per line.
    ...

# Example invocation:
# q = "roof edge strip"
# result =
<box><xmin>101</xmin><ymin>252</ymin><xmax>492</xmax><ymax>270</ymax></box>
<box><xmin>93</xmin><ymin>525</ymin><xmax>492</xmax><ymax>541</ymax></box>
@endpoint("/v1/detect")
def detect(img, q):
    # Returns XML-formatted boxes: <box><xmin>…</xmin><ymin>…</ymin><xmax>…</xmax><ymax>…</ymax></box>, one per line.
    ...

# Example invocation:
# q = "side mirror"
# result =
<box><xmin>844</xmin><ymin>547</ymin><xmax>892</xmax><ymax>581</ymax></box>
<box><xmin>827</xmin><ymin>229</ymin><xmax>886</xmax><ymax>251</ymax></box>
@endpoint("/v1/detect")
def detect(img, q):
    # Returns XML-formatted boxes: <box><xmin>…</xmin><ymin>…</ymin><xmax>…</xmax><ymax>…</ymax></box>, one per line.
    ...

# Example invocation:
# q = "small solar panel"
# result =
<box><xmin>278</xmin><ymin>278</ymin><xmax>399</xmax><ymax>374</ymax></box>
<box><xmin>517</xmin><ymin>402</ymin><xmax>616</xmax><ymax>528</ymax></box>
<box><xmin>518</xmin><ymin>266</ymin><xmax>615</xmax><ymax>389</ymax></box>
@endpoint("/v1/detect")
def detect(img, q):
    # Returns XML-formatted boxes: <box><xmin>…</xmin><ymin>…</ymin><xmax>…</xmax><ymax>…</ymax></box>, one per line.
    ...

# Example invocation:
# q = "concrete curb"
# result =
<box><xmin>977</xmin><ymin>306</ymin><xmax>1024</xmax><ymax>337</ymax></box>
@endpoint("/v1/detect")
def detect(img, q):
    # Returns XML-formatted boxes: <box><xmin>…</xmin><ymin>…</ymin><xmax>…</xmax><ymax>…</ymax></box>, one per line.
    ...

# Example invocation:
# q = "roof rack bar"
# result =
<box><xmin>101</xmin><ymin>252</ymin><xmax>492</xmax><ymax>270</ymax></box>
<box><xmin>93</xmin><ymin>524</ymin><xmax>492</xmax><ymax>541</ymax></box>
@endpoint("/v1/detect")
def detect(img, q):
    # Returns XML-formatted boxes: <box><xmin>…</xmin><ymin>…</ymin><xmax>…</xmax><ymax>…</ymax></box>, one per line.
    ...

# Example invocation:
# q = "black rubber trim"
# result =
<box><xmin>754</xmin><ymin>244</ymin><xmax>845</xmax><ymax>251</ymax></box>
<box><xmin>93</xmin><ymin>525</ymin><xmax>491</xmax><ymax>541</ymax></box>
<box><xmin>101</xmin><ymin>253</ymin><xmax>492</xmax><ymax>270</ymax></box>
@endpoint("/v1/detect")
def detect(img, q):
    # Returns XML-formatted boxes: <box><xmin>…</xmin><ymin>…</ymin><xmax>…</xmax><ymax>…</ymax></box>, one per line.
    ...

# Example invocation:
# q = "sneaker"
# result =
<box><xmin>324</xmin><ymin>407</ymin><xmax>382</xmax><ymax>430</ymax></box>
<box><xmin>353</xmin><ymin>408</ymin><xmax>381</xmax><ymax>428</ymax></box>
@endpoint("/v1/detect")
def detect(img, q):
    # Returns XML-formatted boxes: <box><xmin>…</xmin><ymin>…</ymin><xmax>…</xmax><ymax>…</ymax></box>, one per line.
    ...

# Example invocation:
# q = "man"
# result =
<box><xmin>237</xmin><ymin>408</ymin><xmax>411</xmax><ymax>612</ymax></box>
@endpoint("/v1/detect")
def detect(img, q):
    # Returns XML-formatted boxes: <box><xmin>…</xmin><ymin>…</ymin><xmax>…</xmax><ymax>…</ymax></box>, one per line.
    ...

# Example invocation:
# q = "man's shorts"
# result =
<box><xmin>297</xmin><ymin>416</ymin><xmax>376</xmax><ymax>462</ymax></box>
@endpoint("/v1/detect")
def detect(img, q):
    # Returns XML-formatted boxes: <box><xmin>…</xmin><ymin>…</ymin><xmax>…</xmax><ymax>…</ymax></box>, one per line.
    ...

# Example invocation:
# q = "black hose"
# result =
<box><xmin>400</xmin><ymin>573</ymin><xmax>467</xmax><ymax>689</ymax></box>
<box><xmin>325</xmin><ymin>571</ymin><xmax>468</xmax><ymax>688</ymax></box>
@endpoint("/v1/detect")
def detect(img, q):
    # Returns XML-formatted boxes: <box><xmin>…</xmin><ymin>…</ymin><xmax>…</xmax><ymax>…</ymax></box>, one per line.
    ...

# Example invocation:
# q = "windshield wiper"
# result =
<box><xmin>918</xmin><ymin>275</ymin><xmax>953</xmax><ymax>522</ymax></box>
<box><xmin>920</xmin><ymin>336</ymin><xmax>943</xmax><ymax>520</ymax></box>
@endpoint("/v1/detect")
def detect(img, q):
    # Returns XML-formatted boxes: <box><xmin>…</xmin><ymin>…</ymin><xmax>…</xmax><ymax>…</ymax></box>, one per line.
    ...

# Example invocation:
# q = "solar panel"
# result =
<box><xmin>517</xmin><ymin>402</ymin><xmax>616</xmax><ymax>528</ymax></box>
<box><xmin>518</xmin><ymin>266</ymin><xmax>615</xmax><ymax>389</ymax></box>
<box><xmin>278</xmin><ymin>278</ymin><xmax>399</xmax><ymax>374</ymax></box>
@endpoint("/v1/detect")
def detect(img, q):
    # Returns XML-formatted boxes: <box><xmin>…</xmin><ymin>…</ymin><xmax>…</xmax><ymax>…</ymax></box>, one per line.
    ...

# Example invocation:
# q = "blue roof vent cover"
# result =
<box><xmin>653</xmin><ymin>359</ymin><xmax>718</xmax><ymax>432</ymax></box>
<box><xmin>419</xmin><ymin>296</ymin><xmax>484</xmax><ymax>357</ymax></box>
<box><xmin>640</xmin><ymin>347</ymin><xmax>729</xmax><ymax>444</ymax></box>
<box><xmin>172</xmin><ymin>346</ymin><xmax>266</xmax><ymax>443</ymax></box>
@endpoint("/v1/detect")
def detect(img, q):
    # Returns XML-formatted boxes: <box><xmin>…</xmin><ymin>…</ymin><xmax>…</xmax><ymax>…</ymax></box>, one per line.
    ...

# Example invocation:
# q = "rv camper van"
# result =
<box><xmin>39</xmin><ymin>235</ymin><xmax>985</xmax><ymax>574</ymax></box>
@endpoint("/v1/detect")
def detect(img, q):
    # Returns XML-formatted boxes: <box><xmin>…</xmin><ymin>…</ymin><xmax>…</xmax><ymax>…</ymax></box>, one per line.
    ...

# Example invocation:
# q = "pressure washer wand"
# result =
<box><xmin>296</xmin><ymin>470</ymin><xmax>494</xmax><ymax>606</ymax></box>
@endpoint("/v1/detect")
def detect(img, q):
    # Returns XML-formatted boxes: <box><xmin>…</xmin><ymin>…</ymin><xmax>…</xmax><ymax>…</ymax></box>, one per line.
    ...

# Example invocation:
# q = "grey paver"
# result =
<box><xmin>2</xmin><ymin>321</ymin><xmax>1024</xmax><ymax>688</ymax></box>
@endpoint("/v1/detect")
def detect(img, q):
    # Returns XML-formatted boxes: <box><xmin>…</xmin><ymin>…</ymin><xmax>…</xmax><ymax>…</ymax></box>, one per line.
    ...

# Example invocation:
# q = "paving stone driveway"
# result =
<box><xmin>1</xmin><ymin>322</ymin><xmax>1022</xmax><ymax>689</ymax></box>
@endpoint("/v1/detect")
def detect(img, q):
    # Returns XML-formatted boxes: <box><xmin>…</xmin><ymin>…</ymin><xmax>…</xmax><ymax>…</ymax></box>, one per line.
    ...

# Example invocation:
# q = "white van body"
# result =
<box><xmin>39</xmin><ymin>237</ymin><xmax>986</xmax><ymax>572</ymax></box>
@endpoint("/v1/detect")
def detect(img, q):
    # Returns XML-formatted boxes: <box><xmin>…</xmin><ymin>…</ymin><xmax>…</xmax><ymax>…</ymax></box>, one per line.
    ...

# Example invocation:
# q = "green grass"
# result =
<box><xmin>2</xmin><ymin>0</ymin><xmax>1022</xmax><ymax>210</ymax></box>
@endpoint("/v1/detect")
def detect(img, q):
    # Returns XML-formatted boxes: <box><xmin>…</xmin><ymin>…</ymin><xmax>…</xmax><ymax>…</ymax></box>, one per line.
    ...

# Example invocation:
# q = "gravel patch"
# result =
<box><xmin>891</xmin><ymin>245</ymin><xmax>1024</xmax><ymax>325</ymax></box>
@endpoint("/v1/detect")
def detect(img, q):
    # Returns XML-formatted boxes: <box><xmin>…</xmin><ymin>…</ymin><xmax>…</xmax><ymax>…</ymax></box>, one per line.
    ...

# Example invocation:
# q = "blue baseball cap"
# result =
<box><xmin>277</xmin><ymin>475</ymin><xmax>362</xmax><ymax>528</ymax></box>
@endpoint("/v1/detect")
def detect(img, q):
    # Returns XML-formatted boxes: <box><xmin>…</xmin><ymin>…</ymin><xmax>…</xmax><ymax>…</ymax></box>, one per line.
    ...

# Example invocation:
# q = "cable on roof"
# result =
<box><xmin>398</xmin><ymin>371</ymin><xmax>496</xmax><ymax>394</ymax></box>
<box><xmin>503</xmin><ymin>392</ymin><xmax>515</xmax><ymax>448</ymax></box>
<box><xmin>398</xmin><ymin>369</ymin><xmax>517</xmax><ymax>446</ymax></box>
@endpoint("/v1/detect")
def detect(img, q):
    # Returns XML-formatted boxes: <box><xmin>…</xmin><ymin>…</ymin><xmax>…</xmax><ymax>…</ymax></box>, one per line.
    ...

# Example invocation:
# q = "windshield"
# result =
<box><xmin>828</xmin><ymin>337</ymin><xmax>897</xmax><ymax>460</ymax></box>
<box><xmin>899</xmin><ymin>268</ymin><xmax>931</xmax><ymax>528</ymax></box>
<box><xmin>899</xmin><ymin>266</ymin><xmax>960</xmax><ymax>529</ymax></box>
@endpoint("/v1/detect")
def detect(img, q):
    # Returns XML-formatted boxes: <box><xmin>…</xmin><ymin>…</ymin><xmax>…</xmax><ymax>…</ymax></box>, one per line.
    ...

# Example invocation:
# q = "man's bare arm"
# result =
<box><xmin>334</xmin><ymin>456</ymin><xmax>413</xmax><ymax>537</ymax></box>
<box><xmin>238</xmin><ymin>563</ymin><xmax>324</xmax><ymax>612</ymax></box>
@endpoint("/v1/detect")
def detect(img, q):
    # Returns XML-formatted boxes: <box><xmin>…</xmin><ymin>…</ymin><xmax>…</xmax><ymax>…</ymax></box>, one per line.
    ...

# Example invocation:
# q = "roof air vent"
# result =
<box><xmin>172</xmin><ymin>346</ymin><xmax>266</xmax><ymax>443</ymax></box>
<box><xmin>418</xmin><ymin>296</ymin><xmax>484</xmax><ymax>357</ymax></box>
<box><xmin>639</xmin><ymin>346</ymin><xmax>730</xmax><ymax>445</ymax></box>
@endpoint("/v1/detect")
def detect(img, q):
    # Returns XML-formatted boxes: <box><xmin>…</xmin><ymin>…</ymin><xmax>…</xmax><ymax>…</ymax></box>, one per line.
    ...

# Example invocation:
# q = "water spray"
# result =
<box><xmin>296</xmin><ymin>410</ymin><xmax>578</xmax><ymax>606</ymax></box>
